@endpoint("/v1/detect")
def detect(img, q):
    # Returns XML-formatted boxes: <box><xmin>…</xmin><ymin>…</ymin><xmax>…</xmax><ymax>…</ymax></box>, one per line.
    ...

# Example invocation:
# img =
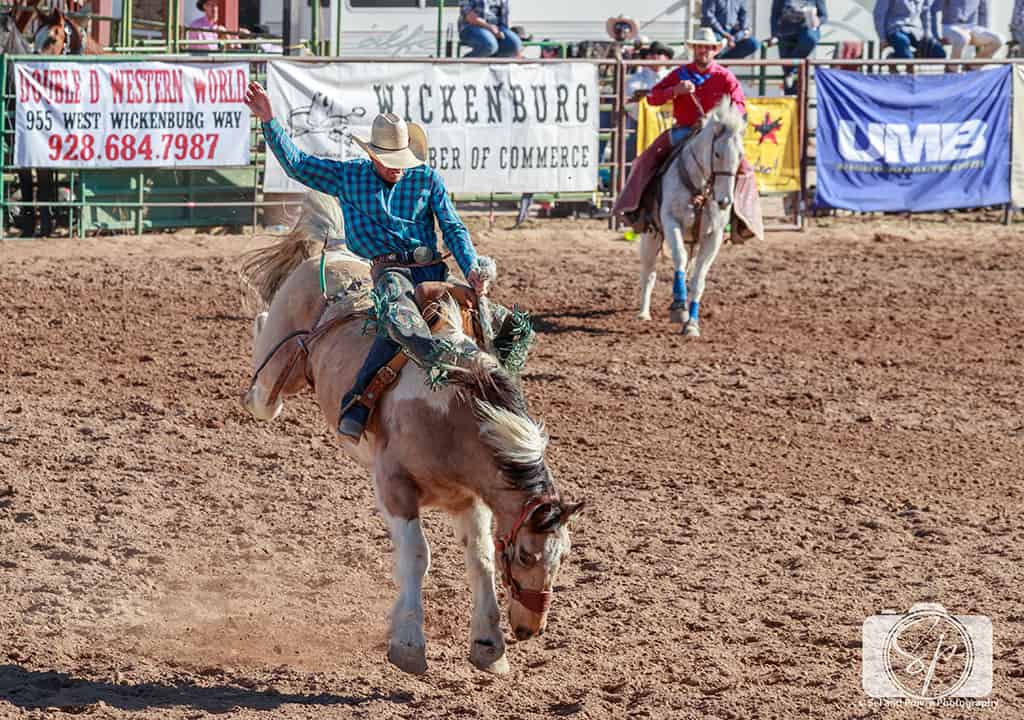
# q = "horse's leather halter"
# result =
<box><xmin>494</xmin><ymin>494</ymin><xmax>559</xmax><ymax>615</ymax></box>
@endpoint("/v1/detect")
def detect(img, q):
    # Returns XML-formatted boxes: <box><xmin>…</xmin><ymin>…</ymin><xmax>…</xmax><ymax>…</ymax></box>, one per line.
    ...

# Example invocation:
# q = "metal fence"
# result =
<box><xmin>0</xmin><ymin>53</ymin><xmax>1020</xmax><ymax>240</ymax></box>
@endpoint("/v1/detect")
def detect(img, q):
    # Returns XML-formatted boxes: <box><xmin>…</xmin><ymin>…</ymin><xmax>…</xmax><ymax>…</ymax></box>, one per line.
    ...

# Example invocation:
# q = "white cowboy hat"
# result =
<box><xmin>606</xmin><ymin>15</ymin><xmax>639</xmax><ymax>42</ymax></box>
<box><xmin>688</xmin><ymin>26</ymin><xmax>726</xmax><ymax>49</ymax></box>
<box><xmin>354</xmin><ymin>113</ymin><xmax>427</xmax><ymax>170</ymax></box>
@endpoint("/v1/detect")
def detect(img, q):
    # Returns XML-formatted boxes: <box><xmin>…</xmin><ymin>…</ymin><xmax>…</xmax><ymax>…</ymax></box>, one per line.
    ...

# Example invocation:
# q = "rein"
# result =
<box><xmin>494</xmin><ymin>494</ymin><xmax>559</xmax><ymax>615</ymax></box>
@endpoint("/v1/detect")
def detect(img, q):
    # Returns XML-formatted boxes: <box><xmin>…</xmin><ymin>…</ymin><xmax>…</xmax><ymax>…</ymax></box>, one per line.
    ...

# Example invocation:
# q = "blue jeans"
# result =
<box><xmin>460</xmin><ymin>25</ymin><xmax>522</xmax><ymax>58</ymax></box>
<box><xmin>670</xmin><ymin>126</ymin><xmax>693</xmax><ymax>146</ymax></box>
<box><xmin>887</xmin><ymin>31</ymin><xmax>946</xmax><ymax>59</ymax></box>
<box><xmin>717</xmin><ymin>35</ymin><xmax>762</xmax><ymax>60</ymax></box>
<box><xmin>778</xmin><ymin>28</ymin><xmax>820</xmax><ymax>95</ymax></box>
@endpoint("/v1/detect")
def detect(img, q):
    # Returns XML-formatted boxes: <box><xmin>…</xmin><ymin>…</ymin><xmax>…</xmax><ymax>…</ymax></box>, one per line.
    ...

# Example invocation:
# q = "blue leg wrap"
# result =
<box><xmin>688</xmin><ymin>300</ymin><xmax>700</xmax><ymax>323</ymax></box>
<box><xmin>672</xmin><ymin>271</ymin><xmax>687</xmax><ymax>304</ymax></box>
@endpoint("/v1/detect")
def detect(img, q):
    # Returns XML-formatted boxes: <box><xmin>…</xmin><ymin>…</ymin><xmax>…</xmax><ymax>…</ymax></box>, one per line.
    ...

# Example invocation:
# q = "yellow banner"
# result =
<box><xmin>636</xmin><ymin>97</ymin><xmax>673</xmax><ymax>154</ymax></box>
<box><xmin>743</xmin><ymin>97</ymin><xmax>801</xmax><ymax>193</ymax></box>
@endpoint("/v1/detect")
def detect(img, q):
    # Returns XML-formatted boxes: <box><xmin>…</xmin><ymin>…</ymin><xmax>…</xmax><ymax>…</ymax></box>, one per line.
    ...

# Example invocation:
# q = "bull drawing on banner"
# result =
<box><xmin>288</xmin><ymin>91</ymin><xmax>367</xmax><ymax>154</ymax></box>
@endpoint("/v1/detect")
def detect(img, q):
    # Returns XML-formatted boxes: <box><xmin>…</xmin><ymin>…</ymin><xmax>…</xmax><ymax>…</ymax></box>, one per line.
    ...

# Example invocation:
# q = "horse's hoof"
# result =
<box><xmin>387</xmin><ymin>641</ymin><xmax>428</xmax><ymax>675</ymax></box>
<box><xmin>683</xmin><ymin>322</ymin><xmax>701</xmax><ymax>338</ymax></box>
<box><xmin>470</xmin><ymin>638</ymin><xmax>509</xmax><ymax>674</ymax></box>
<box><xmin>669</xmin><ymin>303</ymin><xmax>686</xmax><ymax>324</ymax></box>
<box><xmin>636</xmin><ymin>311</ymin><xmax>651</xmax><ymax>321</ymax></box>
<box><xmin>471</xmin><ymin>653</ymin><xmax>510</xmax><ymax>675</ymax></box>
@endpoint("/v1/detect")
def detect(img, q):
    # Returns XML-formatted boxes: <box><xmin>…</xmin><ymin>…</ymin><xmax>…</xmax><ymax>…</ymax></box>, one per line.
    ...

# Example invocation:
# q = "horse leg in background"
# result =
<box><xmin>636</xmin><ymin>231</ymin><xmax>661</xmax><ymax>321</ymax></box>
<box><xmin>663</xmin><ymin>215</ymin><xmax>691</xmax><ymax>330</ymax></box>
<box><xmin>36</xmin><ymin>169</ymin><xmax>55</xmax><ymax>237</ymax></box>
<box><xmin>453</xmin><ymin>500</ymin><xmax>509</xmax><ymax>674</ymax></box>
<box><xmin>377</xmin><ymin>468</ymin><xmax>430</xmax><ymax>675</ymax></box>
<box><xmin>14</xmin><ymin>169</ymin><xmax>37</xmax><ymax>236</ymax></box>
<box><xmin>684</xmin><ymin>208</ymin><xmax>726</xmax><ymax>338</ymax></box>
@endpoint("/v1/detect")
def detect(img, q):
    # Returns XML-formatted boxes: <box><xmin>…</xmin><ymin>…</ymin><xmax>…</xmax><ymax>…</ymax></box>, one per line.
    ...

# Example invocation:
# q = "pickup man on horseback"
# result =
<box><xmin>614</xmin><ymin>27</ymin><xmax>746</xmax><ymax>229</ymax></box>
<box><xmin>244</xmin><ymin>80</ymin><xmax>490</xmax><ymax>439</ymax></box>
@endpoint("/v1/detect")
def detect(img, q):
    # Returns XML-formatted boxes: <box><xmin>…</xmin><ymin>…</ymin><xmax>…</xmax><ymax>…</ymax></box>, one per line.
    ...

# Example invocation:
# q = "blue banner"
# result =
<box><xmin>815</xmin><ymin>67</ymin><xmax>1011</xmax><ymax>212</ymax></box>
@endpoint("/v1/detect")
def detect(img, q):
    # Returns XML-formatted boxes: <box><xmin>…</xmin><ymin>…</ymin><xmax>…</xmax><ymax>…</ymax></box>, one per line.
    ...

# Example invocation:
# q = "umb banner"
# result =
<box><xmin>15</xmin><ymin>61</ymin><xmax>251</xmax><ymax>168</ymax></box>
<box><xmin>1013</xmin><ymin>66</ymin><xmax>1024</xmax><ymax>208</ymax></box>
<box><xmin>815</xmin><ymin>67</ymin><xmax>1011</xmax><ymax>212</ymax></box>
<box><xmin>265</xmin><ymin>60</ymin><xmax>599</xmax><ymax>194</ymax></box>
<box><xmin>744</xmin><ymin>97</ymin><xmax>800</xmax><ymax>193</ymax></box>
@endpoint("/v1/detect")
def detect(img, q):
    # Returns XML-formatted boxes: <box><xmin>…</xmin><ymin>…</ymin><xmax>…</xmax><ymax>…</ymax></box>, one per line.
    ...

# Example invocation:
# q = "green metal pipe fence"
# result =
<box><xmin>1</xmin><ymin>52</ymin><xmax>1019</xmax><ymax>239</ymax></box>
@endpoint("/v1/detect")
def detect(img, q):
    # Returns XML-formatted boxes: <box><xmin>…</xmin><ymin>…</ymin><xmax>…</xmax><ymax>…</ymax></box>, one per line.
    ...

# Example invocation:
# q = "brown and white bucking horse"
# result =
<box><xmin>239</xmin><ymin>193</ymin><xmax>584</xmax><ymax>675</ymax></box>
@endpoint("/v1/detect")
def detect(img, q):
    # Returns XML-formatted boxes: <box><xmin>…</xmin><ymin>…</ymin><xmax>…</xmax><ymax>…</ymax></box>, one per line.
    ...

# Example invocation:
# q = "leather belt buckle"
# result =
<box><xmin>412</xmin><ymin>246</ymin><xmax>434</xmax><ymax>264</ymax></box>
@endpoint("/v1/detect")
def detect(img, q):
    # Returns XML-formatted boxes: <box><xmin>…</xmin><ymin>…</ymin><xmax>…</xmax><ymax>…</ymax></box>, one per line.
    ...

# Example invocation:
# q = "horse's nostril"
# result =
<box><xmin>514</xmin><ymin>626</ymin><xmax>533</xmax><ymax>641</ymax></box>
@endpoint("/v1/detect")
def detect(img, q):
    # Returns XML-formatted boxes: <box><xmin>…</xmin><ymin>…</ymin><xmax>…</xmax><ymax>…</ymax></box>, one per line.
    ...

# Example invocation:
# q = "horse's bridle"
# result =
<box><xmin>494</xmin><ymin>494</ymin><xmax>559</xmax><ymax>615</ymax></box>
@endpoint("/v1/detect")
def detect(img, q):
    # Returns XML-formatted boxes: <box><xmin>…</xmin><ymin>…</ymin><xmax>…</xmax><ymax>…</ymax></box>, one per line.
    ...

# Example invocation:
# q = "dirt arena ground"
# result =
<box><xmin>2</xmin><ymin>214</ymin><xmax>1023</xmax><ymax>719</ymax></box>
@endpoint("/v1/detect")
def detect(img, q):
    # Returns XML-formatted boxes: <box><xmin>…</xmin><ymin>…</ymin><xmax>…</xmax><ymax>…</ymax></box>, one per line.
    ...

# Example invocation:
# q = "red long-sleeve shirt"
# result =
<box><xmin>648</xmin><ymin>61</ymin><xmax>747</xmax><ymax>128</ymax></box>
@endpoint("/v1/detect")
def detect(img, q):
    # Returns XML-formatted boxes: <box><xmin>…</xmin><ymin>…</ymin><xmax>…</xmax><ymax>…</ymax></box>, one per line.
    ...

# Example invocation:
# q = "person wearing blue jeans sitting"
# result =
<box><xmin>702</xmin><ymin>0</ymin><xmax>762</xmax><ymax>59</ymax></box>
<box><xmin>771</xmin><ymin>0</ymin><xmax>828</xmax><ymax>95</ymax></box>
<box><xmin>459</xmin><ymin>0</ymin><xmax>522</xmax><ymax>58</ymax></box>
<box><xmin>874</xmin><ymin>0</ymin><xmax>945</xmax><ymax>59</ymax></box>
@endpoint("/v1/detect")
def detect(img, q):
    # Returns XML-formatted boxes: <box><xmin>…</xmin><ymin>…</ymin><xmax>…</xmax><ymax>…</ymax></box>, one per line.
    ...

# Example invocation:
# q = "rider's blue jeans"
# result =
<box><xmin>460</xmin><ymin>25</ymin><xmax>522</xmax><ymax>58</ymax></box>
<box><xmin>887</xmin><ymin>31</ymin><xmax>946</xmax><ymax>59</ymax></box>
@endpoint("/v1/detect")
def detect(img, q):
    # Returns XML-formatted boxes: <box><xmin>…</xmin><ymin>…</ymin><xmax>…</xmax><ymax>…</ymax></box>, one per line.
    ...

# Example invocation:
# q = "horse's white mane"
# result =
<box><xmin>475</xmin><ymin>400</ymin><xmax>548</xmax><ymax>469</ymax></box>
<box><xmin>706</xmin><ymin>97</ymin><xmax>746</xmax><ymax>136</ymax></box>
<box><xmin>433</xmin><ymin>297</ymin><xmax>548</xmax><ymax>477</ymax></box>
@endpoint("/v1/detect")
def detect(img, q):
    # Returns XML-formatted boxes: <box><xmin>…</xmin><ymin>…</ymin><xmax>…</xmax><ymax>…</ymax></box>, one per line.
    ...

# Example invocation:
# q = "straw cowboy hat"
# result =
<box><xmin>606</xmin><ymin>15</ymin><xmax>639</xmax><ymax>42</ymax></box>
<box><xmin>688</xmin><ymin>26</ymin><xmax>726</xmax><ymax>49</ymax></box>
<box><xmin>354</xmin><ymin>113</ymin><xmax>428</xmax><ymax>170</ymax></box>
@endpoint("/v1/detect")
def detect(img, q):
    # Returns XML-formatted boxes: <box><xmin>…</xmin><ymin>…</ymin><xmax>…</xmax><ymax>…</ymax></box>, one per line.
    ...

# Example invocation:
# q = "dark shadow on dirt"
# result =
<box><xmin>532</xmin><ymin>308</ymin><xmax>623</xmax><ymax>336</ymax></box>
<box><xmin>0</xmin><ymin>665</ymin><xmax>411</xmax><ymax>714</ymax></box>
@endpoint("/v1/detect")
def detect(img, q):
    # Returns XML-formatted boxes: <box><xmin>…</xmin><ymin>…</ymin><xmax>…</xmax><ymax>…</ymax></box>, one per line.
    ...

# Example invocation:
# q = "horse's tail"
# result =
<box><xmin>239</xmin><ymin>191</ymin><xmax>343</xmax><ymax>310</ymax></box>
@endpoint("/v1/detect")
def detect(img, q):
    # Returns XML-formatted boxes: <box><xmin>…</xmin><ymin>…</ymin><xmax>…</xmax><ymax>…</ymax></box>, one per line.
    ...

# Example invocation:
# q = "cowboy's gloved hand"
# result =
<box><xmin>245</xmin><ymin>80</ymin><xmax>274</xmax><ymax>123</ymax></box>
<box><xmin>468</xmin><ymin>269</ymin><xmax>489</xmax><ymax>296</ymax></box>
<box><xmin>673</xmin><ymin>80</ymin><xmax>696</xmax><ymax>96</ymax></box>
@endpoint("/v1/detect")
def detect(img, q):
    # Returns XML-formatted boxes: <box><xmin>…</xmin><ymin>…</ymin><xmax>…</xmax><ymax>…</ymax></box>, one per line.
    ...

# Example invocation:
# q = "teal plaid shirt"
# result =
<box><xmin>262</xmin><ymin>119</ymin><xmax>479</xmax><ymax>279</ymax></box>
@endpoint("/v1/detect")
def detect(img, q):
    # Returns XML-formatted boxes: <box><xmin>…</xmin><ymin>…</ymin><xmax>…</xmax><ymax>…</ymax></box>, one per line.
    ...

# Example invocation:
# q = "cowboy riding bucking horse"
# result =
<box><xmin>244</xmin><ymin>80</ymin><xmax>505</xmax><ymax>438</ymax></box>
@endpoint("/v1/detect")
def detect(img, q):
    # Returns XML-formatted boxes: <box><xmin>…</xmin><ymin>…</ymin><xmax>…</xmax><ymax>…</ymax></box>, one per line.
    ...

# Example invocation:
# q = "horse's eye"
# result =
<box><xmin>518</xmin><ymin>546</ymin><xmax>536</xmax><ymax>567</ymax></box>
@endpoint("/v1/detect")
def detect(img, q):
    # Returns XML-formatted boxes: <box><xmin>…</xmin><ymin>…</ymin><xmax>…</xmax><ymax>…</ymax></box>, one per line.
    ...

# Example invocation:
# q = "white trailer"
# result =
<box><xmin>252</xmin><ymin>0</ymin><xmax>696</xmax><ymax>57</ymax></box>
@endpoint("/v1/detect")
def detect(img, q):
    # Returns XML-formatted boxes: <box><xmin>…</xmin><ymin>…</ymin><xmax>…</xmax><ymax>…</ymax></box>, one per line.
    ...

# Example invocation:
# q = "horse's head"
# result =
<box><xmin>33</xmin><ymin>8</ymin><xmax>67</xmax><ymax>55</ymax></box>
<box><xmin>497</xmin><ymin>493</ymin><xmax>584</xmax><ymax>640</ymax></box>
<box><xmin>704</xmin><ymin>97</ymin><xmax>747</xmax><ymax>209</ymax></box>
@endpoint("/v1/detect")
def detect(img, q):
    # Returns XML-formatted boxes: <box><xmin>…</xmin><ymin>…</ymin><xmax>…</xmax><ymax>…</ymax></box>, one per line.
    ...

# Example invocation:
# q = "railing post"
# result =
<box><xmin>798</xmin><ymin>59</ymin><xmax>810</xmax><ymax>231</ymax></box>
<box><xmin>612</xmin><ymin>57</ymin><xmax>626</xmax><ymax>230</ymax></box>
<box><xmin>0</xmin><ymin>56</ymin><xmax>7</xmax><ymax>242</ymax></box>
<box><xmin>311</xmin><ymin>0</ymin><xmax>321</xmax><ymax>55</ymax></box>
<box><xmin>436</xmin><ymin>0</ymin><xmax>445</xmax><ymax>58</ymax></box>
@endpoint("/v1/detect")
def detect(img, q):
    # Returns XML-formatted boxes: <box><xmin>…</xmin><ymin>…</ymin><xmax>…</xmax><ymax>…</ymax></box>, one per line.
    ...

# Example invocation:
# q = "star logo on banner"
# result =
<box><xmin>755</xmin><ymin>113</ymin><xmax>783</xmax><ymax>145</ymax></box>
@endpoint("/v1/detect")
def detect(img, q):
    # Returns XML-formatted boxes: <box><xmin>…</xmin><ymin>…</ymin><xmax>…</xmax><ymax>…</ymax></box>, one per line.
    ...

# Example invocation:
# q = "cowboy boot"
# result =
<box><xmin>337</xmin><ymin>335</ymin><xmax>401</xmax><ymax>438</ymax></box>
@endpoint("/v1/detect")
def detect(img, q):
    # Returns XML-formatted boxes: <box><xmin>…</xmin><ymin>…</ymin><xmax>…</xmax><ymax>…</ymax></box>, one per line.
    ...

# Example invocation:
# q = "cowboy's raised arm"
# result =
<box><xmin>245</xmin><ymin>81</ymin><xmax>350</xmax><ymax>197</ymax></box>
<box><xmin>428</xmin><ymin>170</ymin><xmax>479</xmax><ymax>282</ymax></box>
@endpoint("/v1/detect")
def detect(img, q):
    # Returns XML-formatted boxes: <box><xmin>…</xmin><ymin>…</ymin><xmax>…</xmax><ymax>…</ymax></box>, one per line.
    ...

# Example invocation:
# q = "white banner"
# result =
<box><xmin>264</xmin><ymin>60</ymin><xmax>599</xmax><ymax>194</ymax></box>
<box><xmin>1014</xmin><ymin>67</ymin><xmax>1024</xmax><ymax>209</ymax></box>
<box><xmin>15</xmin><ymin>62</ymin><xmax>251</xmax><ymax>168</ymax></box>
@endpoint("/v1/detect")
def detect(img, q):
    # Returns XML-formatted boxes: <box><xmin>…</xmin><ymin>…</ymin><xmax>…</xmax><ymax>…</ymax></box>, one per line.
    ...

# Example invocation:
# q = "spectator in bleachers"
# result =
<box><xmin>771</xmin><ymin>0</ymin><xmax>828</xmax><ymax>95</ymax></box>
<box><xmin>933</xmin><ymin>0</ymin><xmax>1003</xmax><ymax>59</ymax></box>
<box><xmin>188</xmin><ymin>0</ymin><xmax>226</xmax><ymax>52</ymax></box>
<box><xmin>459</xmin><ymin>0</ymin><xmax>522</xmax><ymax>58</ymax></box>
<box><xmin>1010</xmin><ymin>0</ymin><xmax>1024</xmax><ymax>49</ymax></box>
<box><xmin>873</xmin><ymin>0</ymin><xmax>945</xmax><ymax>59</ymax></box>
<box><xmin>703</xmin><ymin>0</ymin><xmax>762</xmax><ymax>59</ymax></box>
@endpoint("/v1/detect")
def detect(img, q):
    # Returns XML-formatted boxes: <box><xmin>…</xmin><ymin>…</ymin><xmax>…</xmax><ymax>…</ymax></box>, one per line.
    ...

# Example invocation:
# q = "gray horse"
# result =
<box><xmin>636</xmin><ymin>98</ymin><xmax>746</xmax><ymax>337</ymax></box>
